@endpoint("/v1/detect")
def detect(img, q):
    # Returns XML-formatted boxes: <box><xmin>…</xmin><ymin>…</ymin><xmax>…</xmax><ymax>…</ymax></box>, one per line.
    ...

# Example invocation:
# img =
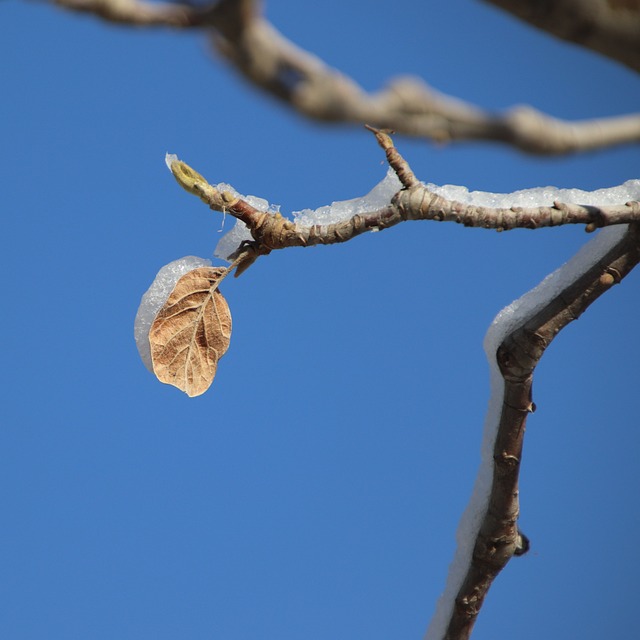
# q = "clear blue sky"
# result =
<box><xmin>2</xmin><ymin>2</ymin><xmax>639</xmax><ymax>639</ymax></box>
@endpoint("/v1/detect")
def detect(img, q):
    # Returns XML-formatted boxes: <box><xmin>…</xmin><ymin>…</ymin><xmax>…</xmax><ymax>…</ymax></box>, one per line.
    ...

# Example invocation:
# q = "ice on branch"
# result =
<box><xmin>426</xmin><ymin>179</ymin><xmax>640</xmax><ymax>208</ymax></box>
<box><xmin>165</xmin><ymin>153</ymin><xmax>178</xmax><ymax>171</ymax></box>
<box><xmin>215</xmin><ymin>169</ymin><xmax>402</xmax><ymax>260</ymax></box>
<box><xmin>425</xmin><ymin>222</ymin><xmax>629</xmax><ymax>640</ymax></box>
<box><xmin>293</xmin><ymin>168</ymin><xmax>402</xmax><ymax>226</ymax></box>
<box><xmin>213</xmin><ymin>166</ymin><xmax>639</xmax><ymax>261</ymax></box>
<box><xmin>134</xmin><ymin>256</ymin><xmax>212</xmax><ymax>372</ymax></box>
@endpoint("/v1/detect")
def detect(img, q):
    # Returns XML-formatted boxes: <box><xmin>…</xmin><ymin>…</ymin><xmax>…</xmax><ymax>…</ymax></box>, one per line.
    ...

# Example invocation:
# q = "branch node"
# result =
<box><xmin>600</xmin><ymin>272</ymin><xmax>615</xmax><ymax>286</ymax></box>
<box><xmin>227</xmin><ymin>240</ymin><xmax>270</xmax><ymax>277</ymax></box>
<box><xmin>601</xmin><ymin>267</ymin><xmax>622</xmax><ymax>286</ymax></box>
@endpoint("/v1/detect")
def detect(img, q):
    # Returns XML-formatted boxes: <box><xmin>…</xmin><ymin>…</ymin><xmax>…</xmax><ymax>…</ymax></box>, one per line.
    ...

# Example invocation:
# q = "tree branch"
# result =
<box><xmin>483</xmin><ymin>0</ymin><xmax>640</xmax><ymax>73</ymax></box>
<box><xmin>50</xmin><ymin>0</ymin><xmax>205</xmax><ymax>26</ymax></box>
<box><xmin>440</xmin><ymin>220</ymin><xmax>640</xmax><ymax>639</ymax></box>
<box><xmin>210</xmin><ymin>0</ymin><xmax>640</xmax><ymax>154</ymax></box>
<box><xmin>165</xmin><ymin>133</ymin><xmax>640</xmax><ymax>637</ymax></box>
<box><xmin>41</xmin><ymin>0</ymin><xmax>640</xmax><ymax>154</ymax></box>
<box><xmin>166</xmin><ymin>130</ymin><xmax>640</xmax><ymax>274</ymax></box>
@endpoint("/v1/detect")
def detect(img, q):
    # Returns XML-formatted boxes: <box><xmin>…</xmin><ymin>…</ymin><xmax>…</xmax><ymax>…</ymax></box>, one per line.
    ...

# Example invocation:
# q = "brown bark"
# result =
<box><xmin>443</xmin><ymin>223</ymin><xmax>640</xmax><ymax>639</ymax></box>
<box><xmin>166</xmin><ymin>132</ymin><xmax>640</xmax><ymax>268</ymax></box>
<box><xmin>166</xmin><ymin>136</ymin><xmax>640</xmax><ymax>637</ymax></box>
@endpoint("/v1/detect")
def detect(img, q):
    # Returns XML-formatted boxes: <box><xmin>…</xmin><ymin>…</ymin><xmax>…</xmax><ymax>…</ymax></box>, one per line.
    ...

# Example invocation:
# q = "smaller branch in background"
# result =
<box><xmin>210</xmin><ymin>1</ymin><xmax>640</xmax><ymax>155</ymax></box>
<box><xmin>44</xmin><ymin>0</ymin><xmax>640</xmax><ymax>155</ymax></box>
<box><xmin>51</xmin><ymin>0</ymin><xmax>202</xmax><ymax>26</ymax></box>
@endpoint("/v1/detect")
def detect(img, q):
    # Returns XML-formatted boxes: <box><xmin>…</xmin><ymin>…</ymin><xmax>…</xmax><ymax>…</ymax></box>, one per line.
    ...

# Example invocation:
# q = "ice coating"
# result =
<box><xmin>292</xmin><ymin>168</ymin><xmax>402</xmax><ymax>227</ymax></box>
<box><xmin>426</xmin><ymin>178</ymin><xmax>640</xmax><ymax>208</ymax></box>
<box><xmin>215</xmin><ymin>169</ymin><xmax>402</xmax><ymax>260</ymax></box>
<box><xmin>215</xmin><ymin>220</ymin><xmax>253</xmax><ymax>261</ymax></box>
<box><xmin>424</xmin><ymin>222</ymin><xmax>629</xmax><ymax>639</ymax></box>
<box><xmin>214</xmin><ymin>169</ymin><xmax>639</xmax><ymax>261</ymax></box>
<box><xmin>134</xmin><ymin>256</ymin><xmax>212</xmax><ymax>372</ymax></box>
<box><xmin>165</xmin><ymin>152</ymin><xmax>178</xmax><ymax>171</ymax></box>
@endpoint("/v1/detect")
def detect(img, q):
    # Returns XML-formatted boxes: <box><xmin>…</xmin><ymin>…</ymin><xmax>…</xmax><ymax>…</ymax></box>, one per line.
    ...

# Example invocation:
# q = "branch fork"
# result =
<box><xmin>168</xmin><ymin>128</ymin><xmax>640</xmax><ymax>278</ymax></box>
<box><xmin>165</xmin><ymin>135</ymin><xmax>640</xmax><ymax>638</ymax></box>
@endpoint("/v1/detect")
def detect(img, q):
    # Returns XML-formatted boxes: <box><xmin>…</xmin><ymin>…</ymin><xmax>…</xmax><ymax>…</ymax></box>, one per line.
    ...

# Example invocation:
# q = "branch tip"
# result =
<box><xmin>365</xmin><ymin>124</ymin><xmax>395</xmax><ymax>150</ymax></box>
<box><xmin>365</xmin><ymin>127</ymin><xmax>418</xmax><ymax>189</ymax></box>
<box><xmin>165</xmin><ymin>152</ymin><xmax>179</xmax><ymax>171</ymax></box>
<box><xmin>169</xmin><ymin>158</ymin><xmax>209</xmax><ymax>195</ymax></box>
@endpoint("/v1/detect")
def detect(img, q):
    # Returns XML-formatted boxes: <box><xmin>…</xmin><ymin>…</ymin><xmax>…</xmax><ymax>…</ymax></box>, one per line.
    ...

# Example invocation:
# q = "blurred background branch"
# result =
<box><xmin>45</xmin><ymin>0</ymin><xmax>640</xmax><ymax>154</ymax></box>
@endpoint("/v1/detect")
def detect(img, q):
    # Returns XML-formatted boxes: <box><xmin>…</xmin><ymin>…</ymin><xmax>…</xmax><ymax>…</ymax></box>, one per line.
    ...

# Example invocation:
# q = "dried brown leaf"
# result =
<box><xmin>149</xmin><ymin>267</ymin><xmax>232</xmax><ymax>397</ymax></box>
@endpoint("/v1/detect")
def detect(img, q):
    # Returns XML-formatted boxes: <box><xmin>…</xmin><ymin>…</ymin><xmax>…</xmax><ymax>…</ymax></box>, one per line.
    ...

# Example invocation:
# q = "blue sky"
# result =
<box><xmin>2</xmin><ymin>2</ymin><xmax>639</xmax><ymax>639</ymax></box>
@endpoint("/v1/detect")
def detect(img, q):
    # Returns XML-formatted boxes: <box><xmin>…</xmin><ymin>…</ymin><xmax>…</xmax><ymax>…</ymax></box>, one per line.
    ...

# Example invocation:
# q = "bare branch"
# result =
<box><xmin>167</xmin><ymin>132</ymin><xmax>640</xmax><ymax>273</ymax></box>
<box><xmin>40</xmin><ymin>0</ymin><xmax>640</xmax><ymax>154</ymax></box>
<box><xmin>210</xmin><ymin>3</ymin><xmax>640</xmax><ymax>154</ymax></box>
<box><xmin>51</xmin><ymin>0</ymin><xmax>205</xmax><ymax>26</ymax></box>
<box><xmin>165</xmin><ymin>137</ymin><xmax>640</xmax><ymax>635</ymax></box>
<box><xmin>484</xmin><ymin>0</ymin><xmax>640</xmax><ymax>73</ymax></box>
<box><xmin>442</xmin><ymin>222</ymin><xmax>640</xmax><ymax>639</ymax></box>
<box><xmin>393</xmin><ymin>186</ymin><xmax>640</xmax><ymax>231</ymax></box>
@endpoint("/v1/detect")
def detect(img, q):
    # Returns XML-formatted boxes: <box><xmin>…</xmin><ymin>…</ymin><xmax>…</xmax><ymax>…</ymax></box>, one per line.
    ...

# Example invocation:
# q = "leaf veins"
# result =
<box><xmin>149</xmin><ymin>267</ymin><xmax>232</xmax><ymax>397</ymax></box>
